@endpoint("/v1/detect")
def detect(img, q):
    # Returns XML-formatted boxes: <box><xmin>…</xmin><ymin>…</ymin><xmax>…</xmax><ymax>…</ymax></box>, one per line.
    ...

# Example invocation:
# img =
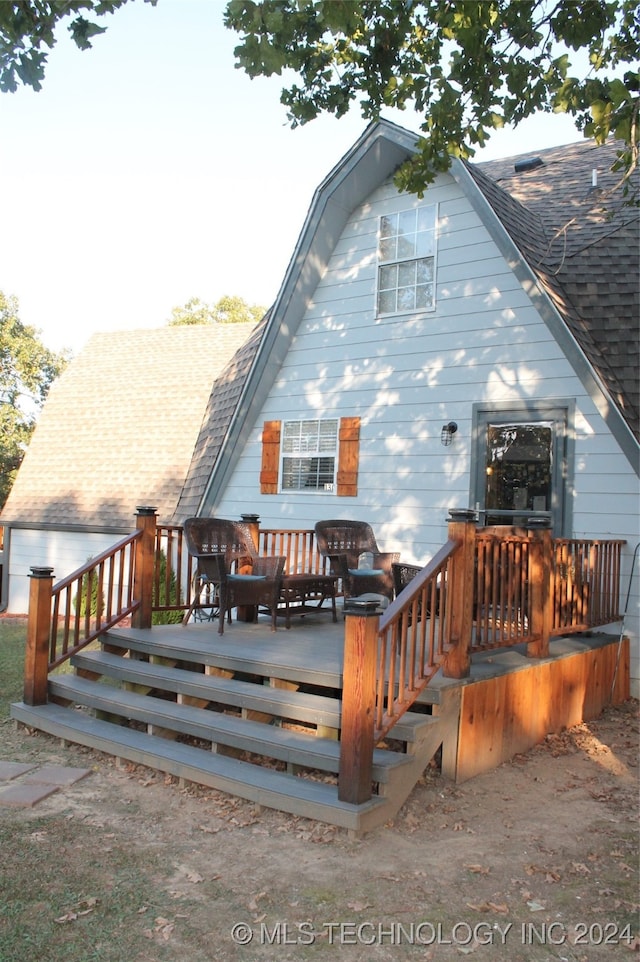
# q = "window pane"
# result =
<box><xmin>485</xmin><ymin>422</ymin><xmax>553</xmax><ymax>513</ymax></box>
<box><xmin>380</xmin><ymin>214</ymin><xmax>397</xmax><ymax>238</ymax></box>
<box><xmin>379</xmin><ymin>236</ymin><xmax>396</xmax><ymax>261</ymax></box>
<box><xmin>282</xmin><ymin>421</ymin><xmax>301</xmax><ymax>453</ymax></box>
<box><xmin>378</xmin><ymin>289</ymin><xmax>397</xmax><ymax>314</ymax></box>
<box><xmin>417</xmin><ymin>206</ymin><xmax>436</xmax><ymax>231</ymax></box>
<box><xmin>398</xmin><ymin>209</ymin><xmax>416</xmax><ymax>236</ymax></box>
<box><xmin>416</xmin><ymin>231</ymin><xmax>435</xmax><ymax>257</ymax></box>
<box><xmin>398</xmin><ymin>261</ymin><xmax>416</xmax><ymax>287</ymax></box>
<box><xmin>379</xmin><ymin>263</ymin><xmax>397</xmax><ymax>291</ymax></box>
<box><xmin>415</xmin><ymin>284</ymin><xmax>433</xmax><ymax>308</ymax></box>
<box><xmin>416</xmin><ymin>258</ymin><xmax>434</xmax><ymax>283</ymax></box>
<box><xmin>397</xmin><ymin>234</ymin><xmax>415</xmax><ymax>259</ymax></box>
<box><xmin>397</xmin><ymin>286</ymin><xmax>416</xmax><ymax>310</ymax></box>
<box><xmin>319</xmin><ymin>419</ymin><xmax>339</xmax><ymax>451</ymax></box>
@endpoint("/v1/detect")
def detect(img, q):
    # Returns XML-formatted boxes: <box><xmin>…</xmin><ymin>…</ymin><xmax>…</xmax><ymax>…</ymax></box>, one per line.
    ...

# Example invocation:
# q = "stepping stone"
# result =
<box><xmin>23</xmin><ymin>765</ymin><xmax>91</xmax><ymax>787</ymax></box>
<box><xmin>0</xmin><ymin>762</ymin><xmax>36</xmax><ymax>781</ymax></box>
<box><xmin>0</xmin><ymin>782</ymin><xmax>60</xmax><ymax>808</ymax></box>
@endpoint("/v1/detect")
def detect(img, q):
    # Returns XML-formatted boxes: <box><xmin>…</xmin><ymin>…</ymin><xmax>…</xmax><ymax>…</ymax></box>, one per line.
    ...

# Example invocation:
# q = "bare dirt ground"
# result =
<box><xmin>1</xmin><ymin>699</ymin><xmax>638</xmax><ymax>962</ymax></box>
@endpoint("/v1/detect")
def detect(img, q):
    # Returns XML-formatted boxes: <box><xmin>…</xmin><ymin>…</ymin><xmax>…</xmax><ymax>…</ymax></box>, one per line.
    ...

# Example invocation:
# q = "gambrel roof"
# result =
<box><xmin>2</xmin><ymin>323</ymin><xmax>257</xmax><ymax>529</ymax></box>
<box><xmin>173</xmin><ymin>121</ymin><xmax>639</xmax><ymax>522</ymax></box>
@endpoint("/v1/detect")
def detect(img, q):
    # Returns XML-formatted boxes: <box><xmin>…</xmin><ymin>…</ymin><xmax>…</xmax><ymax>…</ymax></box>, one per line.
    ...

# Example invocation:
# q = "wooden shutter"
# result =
<box><xmin>260</xmin><ymin>420</ymin><xmax>281</xmax><ymax>494</ymax></box>
<box><xmin>337</xmin><ymin>416</ymin><xmax>360</xmax><ymax>497</ymax></box>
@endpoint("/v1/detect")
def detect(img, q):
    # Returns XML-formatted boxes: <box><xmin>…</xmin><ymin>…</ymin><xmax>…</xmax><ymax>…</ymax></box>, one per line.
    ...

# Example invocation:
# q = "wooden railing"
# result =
<box><xmin>47</xmin><ymin>531</ymin><xmax>141</xmax><ymax>669</ymax></box>
<box><xmin>22</xmin><ymin>507</ymin><xmax>627</xmax><ymax>807</ymax></box>
<box><xmin>338</xmin><ymin>514</ymin><xmax>626</xmax><ymax>802</ymax></box>
<box><xmin>553</xmin><ymin>538</ymin><xmax>625</xmax><ymax>633</ymax></box>
<box><xmin>258</xmin><ymin>527</ymin><xmax>326</xmax><ymax>575</ymax></box>
<box><xmin>373</xmin><ymin>538</ymin><xmax>459</xmax><ymax>741</ymax></box>
<box><xmin>22</xmin><ymin>508</ymin><xmax>160</xmax><ymax>704</ymax></box>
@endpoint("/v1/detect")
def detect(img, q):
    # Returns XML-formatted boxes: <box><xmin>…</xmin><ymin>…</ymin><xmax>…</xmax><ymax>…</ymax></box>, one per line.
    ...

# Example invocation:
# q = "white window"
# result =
<box><xmin>377</xmin><ymin>205</ymin><xmax>437</xmax><ymax>316</ymax></box>
<box><xmin>280</xmin><ymin>419</ymin><xmax>339</xmax><ymax>492</ymax></box>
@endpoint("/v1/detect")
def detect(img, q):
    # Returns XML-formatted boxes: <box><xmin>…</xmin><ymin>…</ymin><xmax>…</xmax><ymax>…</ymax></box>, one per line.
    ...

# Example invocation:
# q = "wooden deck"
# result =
<box><xmin>11</xmin><ymin>601</ymin><xmax>630</xmax><ymax>833</ymax></box>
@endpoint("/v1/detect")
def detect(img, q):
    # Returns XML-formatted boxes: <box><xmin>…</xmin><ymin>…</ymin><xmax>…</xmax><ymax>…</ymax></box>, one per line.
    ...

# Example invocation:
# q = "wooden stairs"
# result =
<box><xmin>11</xmin><ymin>624</ymin><xmax>451</xmax><ymax>833</ymax></box>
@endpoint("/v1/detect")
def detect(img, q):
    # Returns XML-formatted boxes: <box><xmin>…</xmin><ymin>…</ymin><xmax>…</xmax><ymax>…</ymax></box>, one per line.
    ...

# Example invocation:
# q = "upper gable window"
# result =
<box><xmin>280</xmin><ymin>419</ymin><xmax>339</xmax><ymax>492</ymax></box>
<box><xmin>377</xmin><ymin>205</ymin><xmax>437</xmax><ymax>316</ymax></box>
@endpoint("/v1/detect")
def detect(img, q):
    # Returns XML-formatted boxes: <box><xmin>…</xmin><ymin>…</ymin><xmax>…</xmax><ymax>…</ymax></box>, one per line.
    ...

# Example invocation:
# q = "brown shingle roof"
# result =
<box><xmin>2</xmin><ymin>324</ymin><xmax>256</xmax><ymax>529</ymax></box>
<box><xmin>469</xmin><ymin>139</ymin><xmax>639</xmax><ymax>439</ymax></box>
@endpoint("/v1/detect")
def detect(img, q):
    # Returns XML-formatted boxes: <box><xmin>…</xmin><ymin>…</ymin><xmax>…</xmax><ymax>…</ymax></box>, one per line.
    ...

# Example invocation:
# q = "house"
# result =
<box><xmin>172</xmin><ymin>121</ymin><xmax>639</xmax><ymax>694</ymax></box>
<box><xmin>4</xmin><ymin>120</ymin><xmax>638</xmax><ymax>697</ymax></box>
<box><xmin>0</xmin><ymin>323</ymin><xmax>257</xmax><ymax>612</ymax></box>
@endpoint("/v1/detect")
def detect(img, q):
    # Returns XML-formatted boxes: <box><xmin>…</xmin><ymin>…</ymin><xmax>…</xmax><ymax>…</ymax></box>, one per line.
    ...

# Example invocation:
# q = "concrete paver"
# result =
<box><xmin>0</xmin><ymin>764</ymin><xmax>92</xmax><ymax>808</ymax></box>
<box><xmin>0</xmin><ymin>762</ymin><xmax>37</xmax><ymax>781</ymax></box>
<box><xmin>23</xmin><ymin>765</ymin><xmax>91</xmax><ymax>787</ymax></box>
<box><xmin>0</xmin><ymin>782</ymin><xmax>60</xmax><ymax>808</ymax></box>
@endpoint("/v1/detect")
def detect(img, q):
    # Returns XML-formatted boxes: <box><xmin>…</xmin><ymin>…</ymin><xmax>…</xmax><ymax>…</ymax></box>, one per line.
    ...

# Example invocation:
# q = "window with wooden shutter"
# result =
<box><xmin>260</xmin><ymin>416</ymin><xmax>360</xmax><ymax>496</ymax></box>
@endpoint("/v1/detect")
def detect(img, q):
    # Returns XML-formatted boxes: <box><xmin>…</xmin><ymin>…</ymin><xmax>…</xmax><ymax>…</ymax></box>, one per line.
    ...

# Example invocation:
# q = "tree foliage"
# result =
<box><xmin>167</xmin><ymin>295</ymin><xmax>266</xmax><ymax>326</ymax></box>
<box><xmin>0</xmin><ymin>292</ymin><xmax>68</xmax><ymax>509</ymax></box>
<box><xmin>224</xmin><ymin>0</ymin><xmax>639</xmax><ymax>197</ymax></box>
<box><xmin>0</xmin><ymin>0</ymin><xmax>156</xmax><ymax>92</ymax></box>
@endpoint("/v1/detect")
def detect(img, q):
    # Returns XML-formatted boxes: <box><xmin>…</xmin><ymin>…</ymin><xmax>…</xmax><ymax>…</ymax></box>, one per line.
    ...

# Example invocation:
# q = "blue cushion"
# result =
<box><xmin>228</xmin><ymin>574</ymin><xmax>266</xmax><ymax>582</ymax></box>
<box><xmin>349</xmin><ymin>569</ymin><xmax>384</xmax><ymax>576</ymax></box>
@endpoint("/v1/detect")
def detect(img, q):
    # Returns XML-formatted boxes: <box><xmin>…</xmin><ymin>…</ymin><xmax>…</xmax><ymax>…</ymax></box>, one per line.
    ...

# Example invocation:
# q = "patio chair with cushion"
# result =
<box><xmin>182</xmin><ymin>518</ymin><xmax>285</xmax><ymax>634</ymax></box>
<box><xmin>314</xmin><ymin>520</ymin><xmax>400</xmax><ymax>602</ymax></box>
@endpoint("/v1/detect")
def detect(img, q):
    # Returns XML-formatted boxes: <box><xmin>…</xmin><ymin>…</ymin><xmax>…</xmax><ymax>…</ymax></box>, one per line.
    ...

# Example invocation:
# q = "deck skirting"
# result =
<box><xmin>448</xmin><ymin>635</ymin><xmax>630</xmax><ymax>782</ymax></box>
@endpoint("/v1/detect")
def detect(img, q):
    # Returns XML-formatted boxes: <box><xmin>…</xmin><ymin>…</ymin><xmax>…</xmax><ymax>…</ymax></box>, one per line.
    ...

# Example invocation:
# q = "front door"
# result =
<box><xmin>472</xmin><ymin>403</ymin><xmax>573</xmax><ymax>535</ymax></box>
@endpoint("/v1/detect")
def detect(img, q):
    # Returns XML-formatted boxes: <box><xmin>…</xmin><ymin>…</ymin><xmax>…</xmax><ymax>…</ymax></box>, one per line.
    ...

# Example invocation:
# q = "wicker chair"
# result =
<box><xmin>181</xmin><ymin>518</ymin><xmax>285</xmax><ymax>634</ymax></box>
<box><xmin>392</xmin><ymin>562</ymin><xmax>422</xmax><ymax>599</ymax></box>
<box><xmin>314</xmin><ymin>520</ymin><xmax>399</xmax><ymax>601</ymax></box>
<box><xmin>392</xmin><ymin>560</ymin><xmax>441</xmax><ymax>623</ymax></box>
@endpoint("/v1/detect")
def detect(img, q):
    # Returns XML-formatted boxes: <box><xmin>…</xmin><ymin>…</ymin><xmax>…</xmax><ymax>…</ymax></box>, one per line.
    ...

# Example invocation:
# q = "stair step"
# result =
<box><xmin>72</xmin><ymin>649</ymin><xmax>430</xmax><ymax>743</ymax></box>
<box><xmin>10</xmin><ymin>701</ymin><xmax>387</xmax><ymax>831</ymax></box>
<box><xmin>49</xmin><ymin>674</ymin><xmax>416</xmax><ymax>782</ymax></box>
<box><xmin>103</xmin><ymin>626</ymin><xmax>343</xmax><ymax>690</ymax></box>
<box><xmin>72</xmin><ymin>649</ymin><xmax>342</xmax><ymax>728</ymax></box>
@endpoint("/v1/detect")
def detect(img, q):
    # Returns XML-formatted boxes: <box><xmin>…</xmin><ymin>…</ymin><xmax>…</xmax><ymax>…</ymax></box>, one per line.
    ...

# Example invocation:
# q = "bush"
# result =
<box><xmin>73</xmin><ymin>560</ymin><xmax>104</xmax><ymax>619</ymax></box>
<box><xmin>152</xmin><ymin>550</ymin><xmax>183</xmax><ymax>625</ymax></box>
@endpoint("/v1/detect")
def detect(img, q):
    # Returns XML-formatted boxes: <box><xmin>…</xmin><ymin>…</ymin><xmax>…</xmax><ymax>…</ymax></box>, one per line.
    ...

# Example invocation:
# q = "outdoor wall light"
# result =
<box><xmin>440</xmin><ymin>421</ymin><xmax>458</xmax><ymax>446</ymax></box>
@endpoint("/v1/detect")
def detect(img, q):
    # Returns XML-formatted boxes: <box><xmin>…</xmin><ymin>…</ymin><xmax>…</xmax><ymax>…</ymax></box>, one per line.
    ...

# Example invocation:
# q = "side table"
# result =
<box><xmin>278</xmin><ymin>573</ymin><xmax>338</xmax><ymax>629</ymax></box>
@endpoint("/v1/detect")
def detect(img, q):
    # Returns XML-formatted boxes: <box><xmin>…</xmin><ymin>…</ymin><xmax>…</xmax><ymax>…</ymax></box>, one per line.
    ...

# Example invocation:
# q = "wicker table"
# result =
<box><xmin>278</xmin><ymin>573</ymin><xmax>338</xmax><ymax>629</ymax></box>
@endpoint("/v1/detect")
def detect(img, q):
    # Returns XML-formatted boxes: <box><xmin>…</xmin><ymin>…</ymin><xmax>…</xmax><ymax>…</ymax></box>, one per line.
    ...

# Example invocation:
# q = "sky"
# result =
<box><xmin>0</xmin><ymin>0</ymin><xmax>593</xmax><ymax>356</ymax></box>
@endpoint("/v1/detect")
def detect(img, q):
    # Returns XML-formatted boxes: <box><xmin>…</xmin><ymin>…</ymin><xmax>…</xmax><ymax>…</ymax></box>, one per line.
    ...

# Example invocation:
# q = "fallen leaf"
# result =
<box><xmin>54</xmin><ymin>912</ymin><xmax>78</xmax><ymax>924</ymax></box>
<box><xmin>465</xmin><ymin>864</ymin><xmax>491</xmax><ymax>875</ymax></box>
<box><xmin>486</xmin><ymin>901</ymin><xmax>509</xmax><ymax>914</ymax></box>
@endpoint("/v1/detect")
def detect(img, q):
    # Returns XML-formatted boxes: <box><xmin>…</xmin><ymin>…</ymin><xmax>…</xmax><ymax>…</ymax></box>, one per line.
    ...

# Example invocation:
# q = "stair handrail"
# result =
<box><xmin>22</xmin><ymin>507</ymin><xmax>160</xmax><ymax>705</ymax></box>
<box><xmin>375</xmin><ymin>537</ymin><xmax>462</xmax><ymax>740</ymax></box>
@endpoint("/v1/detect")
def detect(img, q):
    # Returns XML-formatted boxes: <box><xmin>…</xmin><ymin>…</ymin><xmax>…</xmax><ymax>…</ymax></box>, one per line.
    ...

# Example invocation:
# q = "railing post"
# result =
<box><xmin>240</xmin><ymin>513</ymin><xmax>261</xmax><ymax>550</ymax></box>
<box><xmin>24</xmin><ymin>567</ymin><xmax>54</xmax><ymax>706</ymax></box>
<box><xmin>338</xmin><ymin>600</ymin><xmax>380</xmax><ymax>805</ymax></box>
<box><xmin>527</xmin><ymin>520</ymin><xmax>552</xmax><ymax>658</ymax></box>
<box><xmin>442</xmin><ymin>509</ymin><xmax>476</xmax><ymax>679</ymax></box>
<box><xmin>132</xmin><ymin>506</ymin><xmax>158</xmax><ymax>629</ymax></box>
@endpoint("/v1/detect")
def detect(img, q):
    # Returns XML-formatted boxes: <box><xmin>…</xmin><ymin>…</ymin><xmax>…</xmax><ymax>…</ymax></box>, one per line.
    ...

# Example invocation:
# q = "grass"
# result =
<box><xmin>0</xmin><ymin>619</ymin><xmax>27</xmax><ymax>720</ymax></box>
<box><xmin>0</xmin><ymin>814</ymin><xmax>202</xmax><ymax>962</ymax></box>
